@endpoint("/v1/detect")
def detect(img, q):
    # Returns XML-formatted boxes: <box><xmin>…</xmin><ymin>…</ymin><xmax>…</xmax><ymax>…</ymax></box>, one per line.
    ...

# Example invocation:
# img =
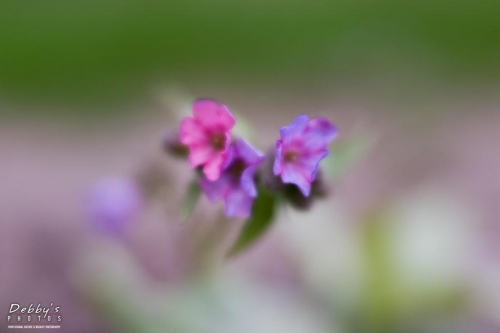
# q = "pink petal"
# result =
<box><xmin>203</xmin><ymin>152</ymin><xmax>225</xmax><ymax>181</ymax></box>
<box><xmin>179</xmin><ymin>117</ymin><xmax>207</xmax><ymax>145</ymax></box>
<box><xmin>188</xmin><ymin>144</ymin><xmax>214</xmax><ymax>168</ymax></box>
<box><xmin>193</xmin><ymin>99</ymin><xmax>235</xmax><ymax>131</ymax></box>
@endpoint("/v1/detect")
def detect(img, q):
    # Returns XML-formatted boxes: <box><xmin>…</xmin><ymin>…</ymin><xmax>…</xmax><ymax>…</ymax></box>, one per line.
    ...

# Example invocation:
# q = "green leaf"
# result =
<box><xmin>180</xmin><ymin>180</ymin><xmax>201</xmax><ymax>223</ymax></box>
<box><xmin>227</xmin><ymin>187</ymin><xmax>276</xmax><ymax>258</ymax></box>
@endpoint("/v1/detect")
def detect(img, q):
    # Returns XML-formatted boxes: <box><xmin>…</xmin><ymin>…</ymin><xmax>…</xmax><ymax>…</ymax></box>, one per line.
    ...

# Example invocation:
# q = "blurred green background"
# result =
<box><xmin>1</xmin><ymin>0</ymin><xmax>500</xmax><ymax>109</ymax></box>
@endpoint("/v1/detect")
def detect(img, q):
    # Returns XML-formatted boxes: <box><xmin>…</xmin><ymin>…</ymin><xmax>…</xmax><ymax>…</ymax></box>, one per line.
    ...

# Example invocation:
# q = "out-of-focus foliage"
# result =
<box><xmin>1</xmin><ymin>0</ymin><xmax>500</xmax><ymax>108</ymax></box>
<box><xmin>180</xmin><ymin>180</ymin><xmax>202</xmax><ymax>223</ymax></box>
<box><xmin>228</xmin><ymin>187</ymin><xmax>276</xmax><ymax>257</ymax></box>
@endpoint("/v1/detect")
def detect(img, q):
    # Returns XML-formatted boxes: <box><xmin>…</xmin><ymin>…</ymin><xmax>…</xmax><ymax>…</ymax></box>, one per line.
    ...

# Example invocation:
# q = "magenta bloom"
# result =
<box><xmin>179</xmin><ymin>99</ymin><xmax>235</xmax><ymax>181</ymax></box>
<box><xmin>199</xmin><ymin>139</ymin><xmax>264</xmax><ymax>218</ymax></box>
<box><xmin>273</xmin><ymin>115</ymin><xmax>337</xmax><ymax>196</ymax></box>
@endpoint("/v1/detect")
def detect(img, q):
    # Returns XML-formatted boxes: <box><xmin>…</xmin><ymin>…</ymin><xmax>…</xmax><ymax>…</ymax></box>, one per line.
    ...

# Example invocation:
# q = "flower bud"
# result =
<box><xmin>163</xmin><ymin>131</ymin><xmax>189</xmax><ymax>158</ymax></box>
<box><xmin>86</xmin><ymin>177</ymin><xmax>143</xmax><ymax>236</ymax></box>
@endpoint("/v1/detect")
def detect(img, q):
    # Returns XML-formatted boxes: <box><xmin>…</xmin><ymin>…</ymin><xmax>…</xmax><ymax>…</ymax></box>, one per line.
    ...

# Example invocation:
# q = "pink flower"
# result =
<box><xmin>179</xmin><ymin>99</ymin><xmax>236</xmax><ymax>181</ymax></box>
<box><xmin>273</xmin><ymin>115</ymin><xmax>337</xmax><ymax>196</ymax></box>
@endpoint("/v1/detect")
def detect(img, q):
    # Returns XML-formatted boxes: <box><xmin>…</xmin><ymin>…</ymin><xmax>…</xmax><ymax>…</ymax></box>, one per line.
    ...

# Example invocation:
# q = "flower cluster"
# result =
<box><xmin>174</xmin><ymin>99</ymin><xmax>337</xmax><ymax>218</ymax></box>
<box><xmin>86</xmin><ymin>98</ymin><xmax>337</xmax><ymax>255</ymax></box>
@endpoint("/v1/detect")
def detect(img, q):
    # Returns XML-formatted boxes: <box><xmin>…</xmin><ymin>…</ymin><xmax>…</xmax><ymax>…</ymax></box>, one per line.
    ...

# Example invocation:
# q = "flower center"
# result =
<box><xmin>284</xmin><ymin>151</ymin><xmax>299</xmax><ymax>163</ymax></box>
<box><xmin>210</xmin><ymin>133</ymin><xmax>226</xmax><ymax>150</ymax></box>
<box><xmin>227</xmin><ymin>158</ymin><xmax>246</xmax><ymax>182</ymax></box>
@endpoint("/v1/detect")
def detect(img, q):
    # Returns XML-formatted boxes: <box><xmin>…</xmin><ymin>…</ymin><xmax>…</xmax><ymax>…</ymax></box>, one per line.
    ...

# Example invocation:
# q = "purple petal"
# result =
<box><xmin>235</xmin><ymin>139</ymin><xmax>264</xmax><ymax>165</ymax></box>
<box><xmin>273</xmin><ymin>140</ymin><xmax>283</xmax><ymax>175</ymax></box>
<box><xmin>281</xmin><ymin>163</ymin><xmax>312</xmax><ymax>196</ymax></box>
<box><xmin>221</xmin><ymin>144</ymin><xmax>236</xmax><ymax>170</ymax></box>
<box><xmin>240</xmin><ymin>165</ymin><xmax>258</xmax><ymax>197</ymax></box>
<box><xmin>199</xmin><ymin>175</ymin><xmax>232</xmax><ymax>202</ymax></box>
<box><xmin>302</xmin><ymin>118</ymin><xmax>338</xmax><ymax>151</ymax></box>
<box><xmin>224</xmin><ymin>188</ymin><xmax>254</xmax><ymax>217</ymax></box>
<box><xmin>279</xmin><ymin>115</ymin><xmax>309</xmax><ymax>145</ymax></box>
<box><xmin>299</xmin><ymin>149</ymin><xmax>329</xmax><ymax>181</ymax></box>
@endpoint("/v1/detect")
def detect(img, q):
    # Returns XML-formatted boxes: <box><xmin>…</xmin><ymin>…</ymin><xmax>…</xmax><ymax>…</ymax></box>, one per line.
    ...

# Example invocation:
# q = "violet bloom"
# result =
<box><xmin>86</xmin><ymin>178</ymin><xmax>143</xmax><ymax>236</ymax></box>
<box><xmin>273</xmin><ymin>115</ymin><xmax>337</xmax><ymax>196</ymax></box>
<box><xmin>179</xmin><ymin>99</ymin><xmax>235</xmax><ymax>181</ymax></box>
<box><xmin>199</xmin><ymin>139</ymin><xmax>264</xmax><ymax>218</ymax></box>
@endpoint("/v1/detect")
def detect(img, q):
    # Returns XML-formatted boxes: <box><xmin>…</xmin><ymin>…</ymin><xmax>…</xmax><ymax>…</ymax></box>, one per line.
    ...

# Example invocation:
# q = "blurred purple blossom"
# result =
<box><xmin>86</xmin><ymin>178</ymin><xmax>143</xmax><ymax>236</ymax></box>
<box><xmin>199</xmin><ymin>139</ymin><xmax>264</xmax><ymax>218</ymax></box>
<box><xmin>273</xmin><ymin>115</ymin><xmax>337</xmax><ymax>196</ymax></box>
<box><xmin>179</xmin><ymin>99</ymin><xmax>235</xmax><ymax>181</ymax></box>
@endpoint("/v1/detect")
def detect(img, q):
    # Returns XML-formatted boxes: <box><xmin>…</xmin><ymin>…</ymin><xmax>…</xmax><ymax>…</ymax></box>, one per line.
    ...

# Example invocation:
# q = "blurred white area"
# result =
<box><xmin>391</xmin><ymin>188</ymin><xmax>473</xmax><ymax>287</ymax></box>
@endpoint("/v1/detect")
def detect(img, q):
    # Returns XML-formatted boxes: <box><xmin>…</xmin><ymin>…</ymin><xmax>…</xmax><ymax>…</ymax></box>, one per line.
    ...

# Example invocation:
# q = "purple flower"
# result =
<box><xmin>179</xmin><ymin>99</ymin><xmax>235</xmax><ymax>181</ymax></box>
<box><xmin>199</xmin><ymin>139</ymin><xmax>264</xmax><ymax>218</ymax></box>
<box><xmin>86</xmin><ymin>178</ymin><xmax>143</xmax><ymax>236</ymax></box>
<box><xmin>273</xmin><ymin>115</ymin><xmax>337</xmax><ymax>196</ymax></box>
